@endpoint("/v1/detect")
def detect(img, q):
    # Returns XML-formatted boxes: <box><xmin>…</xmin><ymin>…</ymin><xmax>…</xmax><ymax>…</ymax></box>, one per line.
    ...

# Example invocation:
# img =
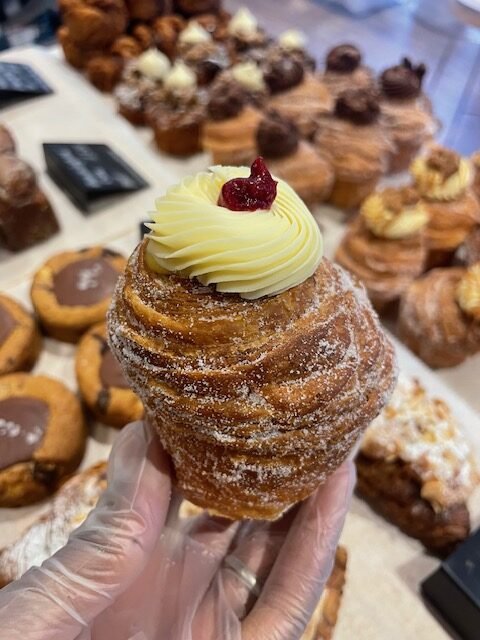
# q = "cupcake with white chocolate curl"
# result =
<box><xmin>108</xmin><ymin>158</ymin><xmax>397</xmax><ymax>520</ymax></box>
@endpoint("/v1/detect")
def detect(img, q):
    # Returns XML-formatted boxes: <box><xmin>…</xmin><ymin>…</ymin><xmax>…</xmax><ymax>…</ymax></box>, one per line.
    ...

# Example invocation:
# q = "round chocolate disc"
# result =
<box><xmin>0</xmin><ymin>396</ymin><xmax>49</xmax><ymax>470</ymax></box>
<box><xmin>100</xmin><ymin>349</ymin><xmax>128</xmax><ymax>389</ymax></box>
<box><xmin>53</xmin><ymin>258</ymin><xmax>120</xmax><ymax>307</ymax></box>
<box><xmin>0</xmin><ymin>304</ymin><xmax>16</xmax><ymax>345</ymax></box>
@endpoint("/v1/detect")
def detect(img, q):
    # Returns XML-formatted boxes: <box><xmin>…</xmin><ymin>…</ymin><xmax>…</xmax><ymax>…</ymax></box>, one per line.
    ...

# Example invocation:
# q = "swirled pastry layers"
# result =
<box><xmin>108</xmin><ymin>240</ymin><xmax>397</xmax><ymax>519</ymax></box>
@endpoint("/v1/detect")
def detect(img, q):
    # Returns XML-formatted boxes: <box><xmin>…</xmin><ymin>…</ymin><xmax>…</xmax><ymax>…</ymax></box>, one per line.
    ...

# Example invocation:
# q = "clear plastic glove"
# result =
<box><xmin>0</xmin><ymin>421</ymin><xmax>355</xmax><ymax>640</ymax></box>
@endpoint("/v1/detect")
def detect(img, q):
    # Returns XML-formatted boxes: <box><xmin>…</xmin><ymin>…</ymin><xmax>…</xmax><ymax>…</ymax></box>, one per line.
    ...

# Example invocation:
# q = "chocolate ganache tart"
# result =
<box><xmin>108</xmin><ymin>158</ymin><xmax>397</xmax><ymax>519</ymax></box>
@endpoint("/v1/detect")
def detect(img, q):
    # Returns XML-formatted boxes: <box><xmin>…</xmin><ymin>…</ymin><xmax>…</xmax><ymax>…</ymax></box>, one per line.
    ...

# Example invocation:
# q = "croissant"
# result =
<box><xmin>398</xmin><ymin>265</ymin><xmax>480</xmax><ymax>368</ymax></box>
<box><xmin>109</xmin><ymin>242</ymin><xmax>396</xmax><ymax>519</ymax></box>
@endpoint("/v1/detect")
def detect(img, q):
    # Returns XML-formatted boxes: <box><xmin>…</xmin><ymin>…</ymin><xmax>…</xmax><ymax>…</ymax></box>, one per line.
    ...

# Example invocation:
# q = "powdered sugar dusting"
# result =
<box><xmin>107</xmin><ymin>242</ymin><xmax>397</xmax><ymax>519</ymax></box>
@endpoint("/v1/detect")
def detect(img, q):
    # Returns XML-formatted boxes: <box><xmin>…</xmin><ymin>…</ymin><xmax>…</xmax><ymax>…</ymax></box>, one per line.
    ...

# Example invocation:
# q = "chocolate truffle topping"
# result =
<box><xmin>335</xmin><ymin>89</ymin><xmax>380</xmax><ymax>125</ymax></box>
<box><xmin>53</xmin><ymin>258</ymin><xmax>120</xmax><ymax>307</ymax></box>
<box><xmin>381</xmin><ymin>57</ymin><xmax>427</xmax><ymax>100</ymax></box>
<box><xmin>256</xmin><ymin>111</ymin><xmax>299</xmax><ymax>159</ymax></box>
<box><xmin>207</xmin><ymin>80</ymin><xmax>246</xmax><ymax>120</ymax></box>
<box><xmin>100</xmin><ymin>349</ymin><xmax>128</xmax><ymax>389</ymax></box>
<box><xmin>326</xmin><ymin>44</ymin><xmax>361</xmax><ymax>73</ymax></box>
<box><xmin>263</xmin><ymin>53</ymin><xmax>304</xmax><ymax>94</ymax></box>
<box><xmin>0</xmin><ymin>396</ymin><xmax>49</xmax><ymax>470</ymax></box>
<box><xmin>426</xmin><ymin>147</ymin><xmax>460</xmax><ymax>181</ymax></box>
<box><xmin>0</xmin><ymin>304</ymin><xmax>16</xmax><ymax>344</ymax></box>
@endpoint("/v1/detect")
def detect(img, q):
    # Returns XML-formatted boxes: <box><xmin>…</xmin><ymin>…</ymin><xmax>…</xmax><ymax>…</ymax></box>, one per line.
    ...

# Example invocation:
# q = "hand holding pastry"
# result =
<box><xmin>108</xmin><ymin>159</ymin><xmax>396</xmax><ymax>519</ymax></box>
<box><xmin>0</xmin><ymin>420</ymin><xmax>354</xmax><ymax>640</ymax></box>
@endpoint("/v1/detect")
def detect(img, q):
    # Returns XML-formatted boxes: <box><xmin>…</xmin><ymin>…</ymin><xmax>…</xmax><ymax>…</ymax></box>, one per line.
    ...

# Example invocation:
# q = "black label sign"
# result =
<box><xmin>43</xmin><ymin>143</ymin><xmax>149</xmax><ymax>212</ymax></box>
<box><xmin>0</xmin><ymin>63</ymin><xmax>52</xmax><ymax>105</ymax></box>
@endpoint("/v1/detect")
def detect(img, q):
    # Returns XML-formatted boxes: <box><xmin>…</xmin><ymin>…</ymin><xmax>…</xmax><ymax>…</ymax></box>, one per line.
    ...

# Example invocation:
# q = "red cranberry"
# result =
<box><xmin>218</xmin><ymin>157</ymin><xmax>278</xmax><ymax>212</ymax></box>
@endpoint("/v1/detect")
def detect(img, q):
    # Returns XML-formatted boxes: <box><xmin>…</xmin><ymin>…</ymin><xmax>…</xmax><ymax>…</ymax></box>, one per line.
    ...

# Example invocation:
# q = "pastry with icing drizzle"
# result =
<box><xmin>108</xmin><ymin>159</ymin><xmax>397</xmax><ymax>519</ymax></box>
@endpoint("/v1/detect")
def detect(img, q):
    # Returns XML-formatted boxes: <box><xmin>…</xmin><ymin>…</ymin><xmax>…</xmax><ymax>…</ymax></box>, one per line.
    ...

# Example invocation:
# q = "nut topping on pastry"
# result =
<box><xmin>457</xmin><ymin>263</ymin><xmax>480</xmax><ymax>321</ymax></box>
<box><xmin>361</xmin><ymin>186</ymin><xmax>428</xmax><ymax>240</ymax></box>
<box><xmin>218</xmin><ymin>157</ymin><xmax>277</xmax><ymax>211</ymax></box>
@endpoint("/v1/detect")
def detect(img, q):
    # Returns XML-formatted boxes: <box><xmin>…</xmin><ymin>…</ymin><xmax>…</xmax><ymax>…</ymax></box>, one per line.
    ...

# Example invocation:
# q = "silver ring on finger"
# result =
<box><xmin>223</xmin><ymin>554</ymin><xmax>262</xmax><ymax>598</ymax></box>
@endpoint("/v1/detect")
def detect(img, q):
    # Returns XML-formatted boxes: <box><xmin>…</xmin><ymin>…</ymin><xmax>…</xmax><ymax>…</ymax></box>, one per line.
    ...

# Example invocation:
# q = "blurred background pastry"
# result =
<box><xmin>0</xmin><ymin>143</ymin><xmax>59</xmax><ymax>253</ymax></box>
<box><xmin>322</xmin><ymin>43</ymin><xmax>374</xmax><ymax>99</ymax></box>
<box><xmin>0</xmin><ymin>295</ymin><xmax>41</xmax><ymax>377</ymax></box>
<box><xmin>315</xmin><ymin>89</ymin><xmax>392</xmax><ymax>209</ymax></box>
<box><xmin>398</xmin><ymin>263</ymin><xmax>480</xmax><ymax>368</ymax></box>
<box><xmin>256</xmin><ymin>111</ymin><xmax>334</xmax><ymax>205</ymax></box>
<box><xmin>357</xmin><ymin>375</ymin><xmax>477</xmax><ymax>555</ymax></box>
<box><xmin>410</xmin><ymin>146</ymin><xmax>480</xmax><ymax>267</ymax></box>
<box><xmin>265</xmin><ymin>47</ymin><xmax>332</xmax><ymax>139</ymax></box>
<box><xmin>31</xmin><ymin>247</ymin><xmax>126</xmax><ymax>343</ymax></box>
<box><xmin>147</xmin><ymin>61</ymin><xmax>207</xmax><ymax>155</ymax></box>
<box><xmin>0</xmin><ymin>373</ymin><xmax>86</xmax><ymax>507</ymax></box>
<box><xmin>335</xmin><ymin>186</ymin><xmax>428</xmax><ymax>313</ymax></box>
<box><xmin>380</xmin><ymin>58</ymin><xmax>439</xmax><ymax>173</ymax></box>
<box><xmin>202</xmin><ymin>75</ymin><xmax>262</xmax><ymax>165</ymax></box>
<box><xmin>76</xmin><ymin>323</ymin><xmax>143</xmax><ymax>427</ymax></box>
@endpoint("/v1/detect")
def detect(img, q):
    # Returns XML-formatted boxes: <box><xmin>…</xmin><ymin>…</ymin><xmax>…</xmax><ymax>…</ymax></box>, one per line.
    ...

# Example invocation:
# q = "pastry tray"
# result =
<box><xmin>0</xmin><ymin>46</ymin><xmax>480</xmax><ymax>640</ymax></box>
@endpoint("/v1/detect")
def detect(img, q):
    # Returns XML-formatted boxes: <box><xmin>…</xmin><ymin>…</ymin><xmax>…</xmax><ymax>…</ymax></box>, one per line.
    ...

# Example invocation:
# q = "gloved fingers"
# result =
<box><xmin>0</xmin><ymin>421</ymin><xmax>172</xmax><ymax>640</ymax></box>
<box><xmin>215</xmin><ymin>506</ymin><xmax>301</xmax><ymax>619</ymax></box>
<box><xmin>242</xmin><ymin>461</ymin><xmax>356</xmax><ymax>640</ymax></box>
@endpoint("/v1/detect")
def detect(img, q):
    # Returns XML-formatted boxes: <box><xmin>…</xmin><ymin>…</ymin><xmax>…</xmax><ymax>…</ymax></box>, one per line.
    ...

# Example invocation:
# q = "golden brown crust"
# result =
<box><xmin>152</xmin><ymin>15</ymin><xmax>186</xmax><ymax>59</ymax></box>
<box><xmin>57</xmin><ymin>26</ymin><xmax>102</xmax><ymax>69</ymax></box>
<box><xmin>0</xmin><ymin>374</ymin><xmax>87</xmax><ymax>507</ymax></box>
<box><xmin>0</xmin><ymin>462</ymin><xmax>107</xmax><ymax>586</ymax></box>
<box><xmin>60</xmin><ymin>0</ymin><xmax>128</xmax><ymax>48</ymax></box>
<box><xmin>267</xmin><ymin>74</ymin><xmax>333</xmax><ymax>139</ymax></box>
<box><xmin>398</xmin><ymin>267</ymin><xmax>480</xmax><ymax>368</ymax></box>
<box><xmin>108</xmin><ymin>240</ymin><xmax>397</xmax><ymax>520</ymax></box>
<box><xmin>202</xmin><ymin>105</ymin><xmax>263</xmax><ymax>166</ymax></box>
<box><xmin>335</xmin><ymin>216</ymin><xmax>427</xmax><ymax>312</ymax></box>
<box><xmin>85</xmin><ymin>55</ymin><xmax>124</xmax><ymax>92</ymax></box>
<box><xmin>423</xmin><ymin>191</ymin><xmax>480</xmax><ymax>252</ymax></box>
<box><xmin>31</xmin><ymin>247</ymin><xmax>126</xmax><ymax>343</ymax></box>
<box><xmin>0</xmin><ymin>294</ymin><xmax>41</xmax><ymax>376</ymax></box>
<box><xmin>263</xmin><ymin>142</ymin><xmax>334</xmax><ymax>206</ymax></box>
<box><xmin>76</xmin><ymin>323</ymin><xmax>143</xmax><ymax>427</ymax></box>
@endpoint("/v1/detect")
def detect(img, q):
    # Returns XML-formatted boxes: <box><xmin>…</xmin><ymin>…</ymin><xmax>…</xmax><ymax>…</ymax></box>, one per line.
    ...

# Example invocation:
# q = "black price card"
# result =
<box><xmin>43</xmin><ymin>143</ymin><xmax>149</xmax><ymax>212</ymax></box>
<box><xmin>0</xmin><ymin>63</ymin><xmax>53</xmax><ymax>106</ymax></box>
<box><xmin>422</xmin><ymin>527</ymin><xmax>480</xmax><ymax>640</ymax></box>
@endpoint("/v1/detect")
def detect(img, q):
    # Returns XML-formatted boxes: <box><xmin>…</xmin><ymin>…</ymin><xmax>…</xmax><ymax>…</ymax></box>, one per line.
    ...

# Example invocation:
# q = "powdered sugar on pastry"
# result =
<box><xmin>361</xmin><ymin>375</ymin><xmax>477</xmax><ymax>510</ymax></box>
<box><xmin>0</xmin><ymin>463</ymin><xmax>107</xmax><ymax>585</ymax></box>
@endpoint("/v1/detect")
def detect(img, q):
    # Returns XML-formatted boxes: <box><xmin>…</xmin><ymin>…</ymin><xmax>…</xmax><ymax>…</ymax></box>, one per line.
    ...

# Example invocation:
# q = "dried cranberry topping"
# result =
<box><xmin>218</xmin><ymin>157</ymin><xmax>278</xmax><ymax>212</ymax></box>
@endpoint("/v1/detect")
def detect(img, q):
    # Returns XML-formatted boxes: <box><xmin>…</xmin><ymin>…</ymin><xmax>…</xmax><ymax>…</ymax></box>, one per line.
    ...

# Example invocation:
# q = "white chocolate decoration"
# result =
<box><xmin>279</xmin><ymin>29</ymin><xmax>307</xmax><ymax>50</ymax></box>
<box><xmin>228</xmin><ymin>7</ymin><xmax>258</xmax><ymax>37</ymax></box>
<box><xmin>164</xmin><ymin>61</ymin><xmax>197</xmax><ymax>90</ymax></box>
<box><xmin>231</xmin><ymin>62</ymin><xmax>266</xmax><ymax>92</ymax></box>
<box><xmin>135</xmin><ymin>48</ymin><xmax>171</xmax><ymax>81</ymax></box>
<box><xmin>179</xmin><ymin>21</ymin><xmax>212</xmax><ymax>45</ymax></box>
